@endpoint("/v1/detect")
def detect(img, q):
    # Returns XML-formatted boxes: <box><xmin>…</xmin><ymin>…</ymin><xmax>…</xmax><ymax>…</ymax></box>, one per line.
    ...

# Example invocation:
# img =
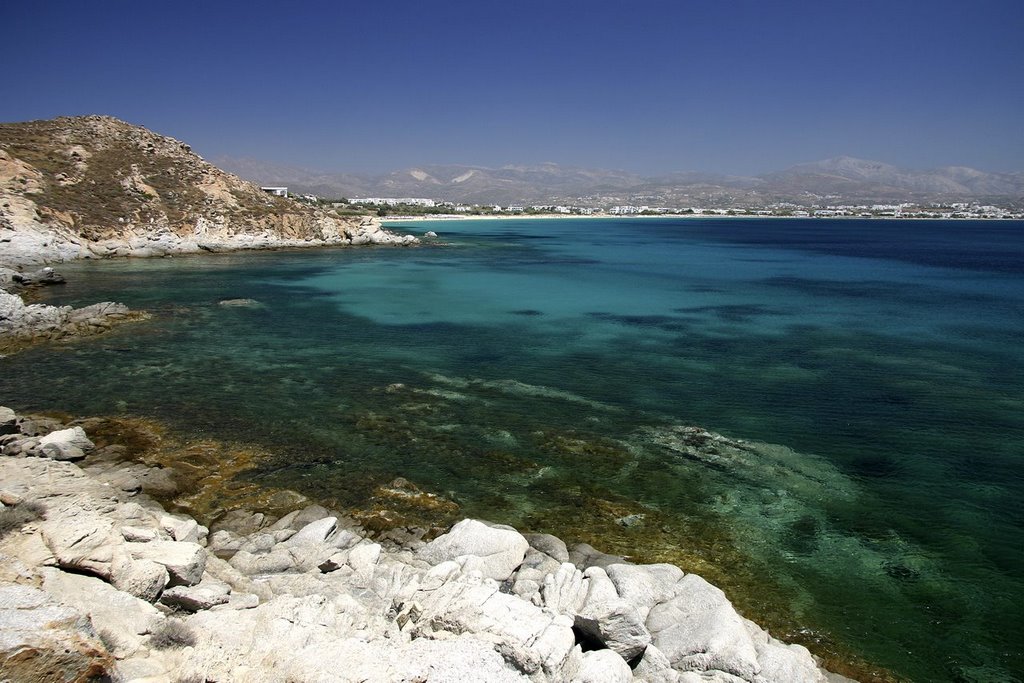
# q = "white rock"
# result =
<box><xmin>41</xmin><ymin>567</ymin><xmax>160</xmax><ymax>657</ymax></box>
<box><xmin>161</xmin><ymin>576</ymin><xmax>232</xmax><ymax>611</ymax></box>
<box><xmin>41</xmin><ymin>514</ymin><xmax>119</xmax><ymax>579</ymax></box>
<box><xmin>574</xmin><ymin>648</ymin><xmax>633</xmax><ymax>683</ymax></box>
<box><xmin>160</xmin><ymin>514</ymin><xmax>206</xmax><ymax>544</ymax></box>
<box><xmin>633</xmin><ymin>644</ymin><xmax>681</xmax><ymax>682</ymax></box>
<box><xmin>127</xmin><ymin>540</ymin><xmax>206</xmax><ymax>586</ymax></box>
<box><xmin>420</xmin><ymin>518</ymin><xmax>528</xmax><ymax>582</ymax></box>
<box><xmin>111</xmin><ymin>549</ymin><xmax>169</xmax><ymax>602</ymax></box>
<box><xmin>0</xmin><ymin>406</ymin><xmax>17</xmax><ymax>433</ymax></box>
<box><xmin>413</xmin><ymin>575</ymin><xmax>577</xmax><ymax>678</ymax></box>
<box><xmin>744</xmin><ymin>618</ymin><xmax>827</xmax><ymax>682</ymax></box>
<box><xmin>419</xmin><ymin>560</ymin><xmax>462</xmax><ymax>590</ymax></box>
<box><xmin>0</xmin><ymin>583</ymin><xmax>112</xmax><ymax>681</ymax></box>
<box><xmin>606</xmin><ymin>562</ymin><xmax>685</xmax><ymax>621</ymax></box>
<box><xmin>121</xmin><ymin>525</ymin><xmax>159</xmax><ymax>543</ymax></box>
<box><xmin>583</xmin><ymin>566</ymin><xmax>620</xmax><ymax>604</ymax></box>
<box><xmin>229</xmin><ymin>548</ymin><xmax>296</xmax><ymax>575</ymax></box>
<box><xmin>348</xmin><ymin>543</ymin><xmax>382</xmax><ymax>587</ymax></box>
<box><xmin>285</xmin><ymin>516</ymin><xmax>338</xmax><ymax>545</ymax></box>
<box><xmin>37</xmin><ymin>427</ymin><xmax>94</xmax><ymax>461</ymax></box>
<box><xmin>647</xmin><ymin>574</ymin><xmax>761</xmax><ymax>680</ymax></box>
<box><xmin>542</xmin><ymin>562</ymin><xmax>589</xmax><ymax>616</ymax></box>
<box><xmin>575</xmin><ymin>595</ymin><xmax>651</xmax><ymax>661</ymax></box>
<box><xmin>524</xmin><ymin>532</ymin><xmax>570</xmax><ymax>563</ymax></box>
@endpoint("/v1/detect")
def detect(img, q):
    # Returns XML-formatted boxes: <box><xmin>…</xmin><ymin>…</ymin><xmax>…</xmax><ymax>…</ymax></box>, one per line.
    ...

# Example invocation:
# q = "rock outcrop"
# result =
<box><xmin>0</xmin><ymin>115</ymin><xmax>416</xmax><ymax>268</ymax></box>
<box><xmin>0</xmin><ymin>406</ymin><xmax>850</xmax><ymax>682</ymax></box>
<box><xmin>0</xmin><ymin>286</ymin><xmax>145</xmax><ymax>352</ymax></box>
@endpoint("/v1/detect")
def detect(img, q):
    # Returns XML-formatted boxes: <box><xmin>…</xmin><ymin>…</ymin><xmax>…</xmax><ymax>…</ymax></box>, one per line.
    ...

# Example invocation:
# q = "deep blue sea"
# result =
<box><xmin>2</xmin><ymin>217</ymin><xmax>1022</xmax><ymax>681</ymax></box>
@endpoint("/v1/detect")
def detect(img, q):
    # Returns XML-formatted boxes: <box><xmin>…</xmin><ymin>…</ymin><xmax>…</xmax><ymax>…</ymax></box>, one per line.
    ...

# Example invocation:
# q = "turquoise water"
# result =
<box><xmin>2</xmin><ymin>217</ymin><xmax>1022</xmax><ymax>681</ymax></box>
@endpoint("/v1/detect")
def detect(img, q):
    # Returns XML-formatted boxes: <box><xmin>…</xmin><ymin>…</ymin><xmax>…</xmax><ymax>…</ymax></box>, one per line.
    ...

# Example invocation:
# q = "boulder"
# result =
<box><xmin>41</xmin><ymin>567</ymin><xmax>161</xmax><ymax>658</ymax></box>
<box><xmin>229</xmin><ymin>548</ymin><xmax>297</xmax><ymax>575</ymax></box>
<box><xmin>37</xmin><ymin>426</ymin><xmax>94</xmax><ymax>461</ymax></box>
<box><xmin>606</xmin><ymin>562</ymin><xmax>685</xmax><ymax>621</ymax></box>
<box><xmin>12</xmin><ymin>267</ymin><xmax>66</xmax><ymax>286</ymax></box>
<box><xmin>120</xmin><ymin>525</ymin><xmax>159</xmax><ymax>543</ymax></box>
<box><xmin>347</xmin><ymin>542</ymin><xmax>382</xmax><ymax>587</ymax></box>
<box><xmin>542</xmin><ymin>562</ymin><xmax>590</xmax><ymax>616</ymax></box>
<box><xmin>285</xmin><ymin>516</ymin><xmax>338</xmax><ymax>545</ymax></box>
<box><xmin>111</xmin><ymin>550</ymin><xmax>169</xmax><ymax>602</ymax></box>
<box><xmin>15</xmin><ymin>416</ymin><xmax>64</xmax><ymax>437</ymax></box>
<box><xmin>412</xmin><ymin>575</ymin><xmax>578</xmax><ymax>678</ymax></box>
<box><xmin>524</xmin><ymin>532</ymin><xmax>570</xmax><ymax>563</ymax></box>
<box><xmin>574</xmin><ymin>566</ymin><xmax>651</xmax><ymax>661</ymax></box>
<box><xmin>574</xmin><ymin>597</ymin><xmax>651</xmax><ymax>661</ymax></box>
<box><xmin>0</xmin><ymin>406</ymin><xmax>17</xmax><ymax>435</ymax></box>
<box><xmin>209</xmin><ymin>509</ymin><xmax>270</xmax><ymax>536</ymax></box>
<box><xmin>41</xmin><ymin>515</ymin><xmax>119</xmax><ymax>579</ymax></box>
<box><xmin>419</xmin><ymin>518</ymin><xmax>528</xmax><ymax>582</ymax></box>
<box><xmin>632</xmin><ymin>644</ymin><xmax>681</xmax><ymax>682</ymax></box>
<box><xmin>744</xmin><ymin>618</ymin><xmax>828</xmax><ymax>682</ymax></box>
<box><xmin>127</xmin><ymin>540</ymin><xmax>206</xmax><ymax>586</ymax></box>
<box><xmin>160</xmin><ymin>514</ymin><xmax>207</xmax><ymax>544</ymax></box>
<box><xmin>327</xmin><ymin>527</ymin><xmax>362</xmax><ymax>550</ymax></box>
<box><xmin>161</xmin><ymin>576</ymin><xmax>232</xmax><ymax>611</ymax></box>
<box><xmin>0</xmin><ymin>583</ymin><xmax>115</xmax><ymax>681</ymax></box>
<box><xmin>569</xmin><ymin>542</ymin><xmax>625</xmax><ymax>570</ymax></box>
<box><xmin>575</xmin><ymin>648</ymin><xmax>633</xmax><ymax>683</ymax></box>
<box><xmin>647</xmin><ymin>574</ymin><xmax>761</xmax><ymax>680</ymax></box>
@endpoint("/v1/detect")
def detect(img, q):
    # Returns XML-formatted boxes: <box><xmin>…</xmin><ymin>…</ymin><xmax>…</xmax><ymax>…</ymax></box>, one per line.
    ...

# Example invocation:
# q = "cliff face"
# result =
<box><xmin>0</xmin><ymin>115</ymin><xmax>414</xmax><ymax>266</ymax></box>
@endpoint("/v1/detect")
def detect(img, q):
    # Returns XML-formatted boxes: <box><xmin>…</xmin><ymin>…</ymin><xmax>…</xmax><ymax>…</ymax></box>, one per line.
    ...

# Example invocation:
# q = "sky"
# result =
<box><xmin>3</xmin><ymin>0</ymin><xmax>1023</xmax><ymax>176</ymax></box>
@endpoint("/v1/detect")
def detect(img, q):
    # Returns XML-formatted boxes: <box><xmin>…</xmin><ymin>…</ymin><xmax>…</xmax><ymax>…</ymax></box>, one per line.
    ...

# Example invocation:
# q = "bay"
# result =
<box><xmin>2</xmin><ymin>217</ymin><xmax>1022</xmax><ymax>681</ymax></box>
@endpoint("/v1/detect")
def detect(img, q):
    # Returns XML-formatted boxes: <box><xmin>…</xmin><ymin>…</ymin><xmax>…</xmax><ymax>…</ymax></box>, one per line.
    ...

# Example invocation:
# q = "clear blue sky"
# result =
<box><xmin>4</xmin><ymin>0</ymin><xmax>1023</xmax><ymax>175</ymax></box>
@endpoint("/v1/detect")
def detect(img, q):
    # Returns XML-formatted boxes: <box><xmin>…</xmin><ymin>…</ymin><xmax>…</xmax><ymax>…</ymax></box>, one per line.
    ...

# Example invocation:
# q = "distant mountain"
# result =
<box><xmin>761</xmin><ymin>156</ymin><xmax>1024</xmax><ymax>200</ymax></box>
<box><xmin>212</xmin><ymin>159</ymin><xmax>649</xmax><ymax>205</ymax></box>
<box><xmin>215</xmin><ymin>155</ymin><xmax>1024</xmax><ymax>208</ymax></box>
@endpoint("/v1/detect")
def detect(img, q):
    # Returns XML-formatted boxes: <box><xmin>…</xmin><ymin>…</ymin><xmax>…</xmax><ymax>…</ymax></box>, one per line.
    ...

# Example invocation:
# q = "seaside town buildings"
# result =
<box><xmin>331</xmin><ymin>197</ymin><xmax>1022</xmax><ymax>220</ymax></box>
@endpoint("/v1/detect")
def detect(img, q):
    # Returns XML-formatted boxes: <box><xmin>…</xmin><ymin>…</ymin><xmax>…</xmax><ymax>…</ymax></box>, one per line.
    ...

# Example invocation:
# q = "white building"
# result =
<box><xmin>351</xmin><ymin>198</ymin><xmax>436</xmax><ymax>207</ymax></box>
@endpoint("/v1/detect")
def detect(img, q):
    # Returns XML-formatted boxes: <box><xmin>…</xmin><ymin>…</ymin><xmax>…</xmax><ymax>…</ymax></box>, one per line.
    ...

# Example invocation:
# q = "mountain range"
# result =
<box><xmin>215</xmin><ymin>156</ymin><xmax>1024</xmax><ymax>208</ymax></box>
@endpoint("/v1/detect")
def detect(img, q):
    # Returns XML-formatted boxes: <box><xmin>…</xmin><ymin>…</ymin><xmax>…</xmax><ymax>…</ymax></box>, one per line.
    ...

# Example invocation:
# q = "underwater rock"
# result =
<box><xmin>218</xmin><ymin>298</ymin><xmax>260</xmax><ymax>307</ymax></box>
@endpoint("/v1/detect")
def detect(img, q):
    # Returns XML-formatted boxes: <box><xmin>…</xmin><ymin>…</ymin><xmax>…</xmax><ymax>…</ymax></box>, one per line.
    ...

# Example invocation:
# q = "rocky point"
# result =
<box><xmin>0</xmin><ymin>406</ymin><xmax>853</xmax><ymax>682</ymax></box>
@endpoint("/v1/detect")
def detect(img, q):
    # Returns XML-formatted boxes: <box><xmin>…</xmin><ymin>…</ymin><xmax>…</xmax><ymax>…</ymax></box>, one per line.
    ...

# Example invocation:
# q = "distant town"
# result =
<box><xmin>261</xmin><ymin>188</ymin><xmax>1024</xmax><ymax>220</ymax></box>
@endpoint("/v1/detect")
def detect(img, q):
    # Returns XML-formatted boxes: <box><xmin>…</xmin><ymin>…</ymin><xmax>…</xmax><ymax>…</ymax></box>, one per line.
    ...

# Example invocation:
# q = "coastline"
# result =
<box><xmin>0</xmin><ymin>215</ymin><xmax>417</xmax><ymax>271</ymax></box>
<box><xmin>382</xmin><ymin>213</ymin><xmax>1022</xmax><ymax>223</ymax></box>
<box><xmin>0</xmin><ymin>406</ymin><xmax>857</xmax><ymax>682</ymax></box>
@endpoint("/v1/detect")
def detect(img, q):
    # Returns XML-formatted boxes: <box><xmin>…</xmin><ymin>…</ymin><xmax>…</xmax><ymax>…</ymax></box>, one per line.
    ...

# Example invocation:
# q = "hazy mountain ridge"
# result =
<box><xmin>216</xmin><ymin>155</ymin><xmax>1024</xmax><ymax>207</ymax></box>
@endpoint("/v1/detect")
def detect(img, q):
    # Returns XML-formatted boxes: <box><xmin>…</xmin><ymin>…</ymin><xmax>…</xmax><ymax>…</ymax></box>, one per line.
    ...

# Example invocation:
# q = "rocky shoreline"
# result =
<box><xmin>0</xmin><ymin>406</ymin><xmax>853</xmax><ymax>682</ymax></box>
<box><xmin>0</xmin><ymin>213</ymin><xmax>417</xmax><ymax>268</ymax></box>
<box><xmin>0</xmin><ymin>284</ymin><xmax>146</xmax><ymax>354</ymax></box>
<box><xmin>0</xmin><ymin>221</ymin><xmax>417</xmax><ymax>354</ymax></box>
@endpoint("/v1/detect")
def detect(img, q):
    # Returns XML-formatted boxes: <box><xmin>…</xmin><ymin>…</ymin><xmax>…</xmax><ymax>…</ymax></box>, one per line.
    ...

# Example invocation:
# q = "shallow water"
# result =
<box><xmin>2</xmin><ymin>217</ymin><xmax>1022</xmax><ymax>681</ymax></box>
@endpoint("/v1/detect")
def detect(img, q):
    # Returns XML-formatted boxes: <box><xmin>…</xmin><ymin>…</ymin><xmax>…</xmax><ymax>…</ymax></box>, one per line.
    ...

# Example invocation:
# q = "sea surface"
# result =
<box><xmin>3</xmin><ymin>217</ymin><xmax>1023</xmax><ymax>681</ymax></box>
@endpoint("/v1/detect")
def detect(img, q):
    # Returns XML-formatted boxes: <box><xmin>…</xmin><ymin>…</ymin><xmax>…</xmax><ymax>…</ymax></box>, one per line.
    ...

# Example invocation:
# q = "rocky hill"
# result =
<box><xmin>0</xmin><ymin>116</ymin><xmax>415</xmax><ymax>267</ymax></box>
